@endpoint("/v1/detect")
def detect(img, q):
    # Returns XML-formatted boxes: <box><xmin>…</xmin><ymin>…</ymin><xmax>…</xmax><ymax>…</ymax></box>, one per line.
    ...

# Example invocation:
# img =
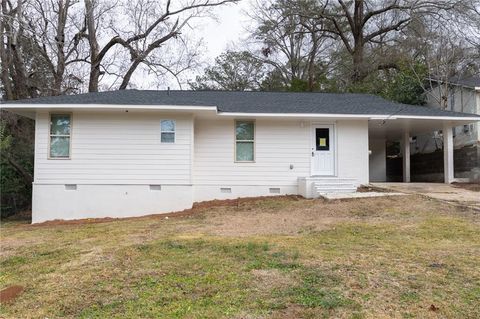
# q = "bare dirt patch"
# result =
<box><xmin>0</xmin><ymin>285</ymin><xmax>24</xmax><ymax>304</ymax></box>
<box><xmin>452</xmin><ymin>182</ymin><xmax>480</xmax><ymax>192</ymax></box>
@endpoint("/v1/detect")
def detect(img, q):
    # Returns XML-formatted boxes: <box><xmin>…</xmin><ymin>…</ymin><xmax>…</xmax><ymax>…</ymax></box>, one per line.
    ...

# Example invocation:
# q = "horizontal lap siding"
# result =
<box><xmin>193</xmin><ymin>119</ymin><xmax>310</xmax><ymax>186</ymax></box>
<box><xmin>34</xmin><ymin>111</ymin><xmax>192</xmax><ymax>184</ymax></box>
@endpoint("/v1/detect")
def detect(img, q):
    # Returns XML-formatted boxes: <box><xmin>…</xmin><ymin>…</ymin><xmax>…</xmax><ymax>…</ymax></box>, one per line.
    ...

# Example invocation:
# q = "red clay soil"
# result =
<box><xmin>0</xmin><ymin>285</ymin><xmax>24</xmax><ymax>304</ymax></box>
<box><xmin>23</xmin><ymin>195</ymin><xmax>302</xmax><ymax>227</ymax></box>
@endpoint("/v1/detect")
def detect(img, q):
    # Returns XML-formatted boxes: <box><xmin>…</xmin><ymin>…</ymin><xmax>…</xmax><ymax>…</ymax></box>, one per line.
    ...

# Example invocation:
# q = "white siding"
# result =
<box><xmin>34</xmin><ymin>111</ymin><xmax>193</xmax><ymax>184</ymax></box>
<box><xmin>32</xmin><ymin>114</ymin><xmax>370</xmax><ymax>222</ymax></box>
<box><xmin>336</xmin><ymin>120</ymin><xmax>370</xmax><ymax>184</ymax></box>
<box><xmin>193</xmin><ymin>118</ymin><xmax>370</xmax><ymax>188</ymax></box>
<box><xmin>369</xmin><ymin>138</ymin><xmax>386</xmax><ymax>182</ymax></box>
<box><xmin>194</xmin><ymin>118</ymin><xmax>311</xmax><ymax>186</ymax></box>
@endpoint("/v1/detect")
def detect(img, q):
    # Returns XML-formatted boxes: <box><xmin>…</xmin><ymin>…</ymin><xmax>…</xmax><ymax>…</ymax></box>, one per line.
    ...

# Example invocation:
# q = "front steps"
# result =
<box><xmin>313</xmin><ymin>178</ymin><xmax>357</xmax><ymax>196</ymax></box>
<box><xmin>298</xmin><ymin>177</ymin><xmax>358</xmax><ymax>198</ymax></box>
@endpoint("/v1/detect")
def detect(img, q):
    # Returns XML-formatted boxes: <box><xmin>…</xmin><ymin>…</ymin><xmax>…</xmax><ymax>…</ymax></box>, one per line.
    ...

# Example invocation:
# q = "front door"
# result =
<box><xmin>311</xmin><ymin>124</ymin><xmax>335</xmax><ymax>176</ymax></box>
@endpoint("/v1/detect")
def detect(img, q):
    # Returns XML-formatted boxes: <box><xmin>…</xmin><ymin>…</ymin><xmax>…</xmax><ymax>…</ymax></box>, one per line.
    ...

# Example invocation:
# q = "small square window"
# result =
<box><xmin>161</xmin><ymin>120</ymin><xmax>175</xmax><ymax>143</ymax></box>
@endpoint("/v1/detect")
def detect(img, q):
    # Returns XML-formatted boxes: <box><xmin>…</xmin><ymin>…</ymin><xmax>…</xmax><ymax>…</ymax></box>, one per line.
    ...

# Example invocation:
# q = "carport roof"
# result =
<box><xmin>2</xmin><ymin>90</ymin><xmax>480</xmax><ymax>119</ymax></box>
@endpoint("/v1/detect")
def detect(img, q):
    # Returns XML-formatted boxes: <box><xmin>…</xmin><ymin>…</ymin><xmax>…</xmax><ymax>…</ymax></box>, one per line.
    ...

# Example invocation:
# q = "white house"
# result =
<box><xmin>2</xmin><ymin>90</ymin><xmax>479</xmax><ymax>223</ymax></box>
<box><xmin>412</xmin><ymin>76</ymin><xmax>480</xmax><ymax>181</ymax></box>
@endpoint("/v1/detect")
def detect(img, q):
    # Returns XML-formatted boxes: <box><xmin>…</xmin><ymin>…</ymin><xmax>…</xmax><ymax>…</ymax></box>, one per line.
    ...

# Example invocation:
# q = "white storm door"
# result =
<box><xmin>311</xmin><ymin>125</ymin><xmax>335</xmax><ymax>176</ymax></box>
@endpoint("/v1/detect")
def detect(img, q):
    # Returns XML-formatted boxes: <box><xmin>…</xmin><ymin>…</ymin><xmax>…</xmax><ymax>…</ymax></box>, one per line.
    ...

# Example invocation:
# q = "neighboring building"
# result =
<box><xmin>2</xmin><ymin>90</ymin><xmax>479</xmax><ymax>223</ymax></box>
<box><xmin>412</xmin><ymin>76</ymin><xmax>480</xmax><ymax>181</ymax></box>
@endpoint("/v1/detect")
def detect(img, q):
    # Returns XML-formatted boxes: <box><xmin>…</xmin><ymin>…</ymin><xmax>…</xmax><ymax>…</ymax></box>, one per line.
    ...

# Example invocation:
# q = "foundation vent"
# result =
<box><xmin>149</xmin><ymin>185</ymin><xmax>162</xmax><ymax>191</ymax></box>
<box><xmin>220</xmin><ymin>187</ymin><xmax>232</xmax><ymax>193</ymax></box>
<box><xmin>269</xmin><ymin>187</ymin><xmax>281</xmax><ymax>194</ymax></box>
<box><xmin>65</xmin><ymin>184</ymin><xmax>77</xmax><ymax>191</ymax></box>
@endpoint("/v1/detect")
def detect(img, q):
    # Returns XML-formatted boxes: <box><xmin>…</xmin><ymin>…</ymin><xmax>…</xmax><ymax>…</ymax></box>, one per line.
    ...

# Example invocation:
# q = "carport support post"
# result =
<box><xmin>443</xmin><ymin>123</ymin><xmax>454</xmax><ymax>183</ymax></box>
<box><xmin>402</xmin><ymin>131</ymin><xmax>411</xmax><ymax>183</ymax></box>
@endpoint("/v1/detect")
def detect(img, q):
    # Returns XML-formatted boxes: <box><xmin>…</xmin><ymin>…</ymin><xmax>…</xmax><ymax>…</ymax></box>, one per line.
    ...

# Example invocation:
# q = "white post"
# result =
<box><xmin>443</xmin><ymin>123</ymin><xmax>454</xmax><ymax>183</ymax></box>
<box><xmin>402</xmin><ymin>130</ymin><xmax>411</xmax><ymax>183</ymax></box>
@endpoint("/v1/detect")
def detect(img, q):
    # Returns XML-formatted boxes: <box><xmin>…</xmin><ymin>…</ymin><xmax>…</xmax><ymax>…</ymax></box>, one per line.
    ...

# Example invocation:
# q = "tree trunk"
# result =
<box><xmin>0</xmin><ymin>1</ymin><xmax>14</xmax><ymax>100</ymax></box>
<box><xmin>85</xmin><ymin>0</ymin><xmax>101</xmax><ymax>92</ymax></box>
<box><xmin>53</xmin><ymin>0</ymin><xmax>70</xmax><ymax>95</ymax></box>
<box><xmin>351</xmin><ymin>0</ymin><xmax>366</xmax><ymax>83</ymax></box>
<box><xmin>9</xmin><ymin>0</ymin><xmax>30</xmax><ymax>99</ymax></box>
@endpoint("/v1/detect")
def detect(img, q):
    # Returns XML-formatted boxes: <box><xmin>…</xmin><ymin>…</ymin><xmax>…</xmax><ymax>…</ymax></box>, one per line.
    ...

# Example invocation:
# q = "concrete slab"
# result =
<box><xmin>321</xmin><ymin>192</ymin><xmax>407</xmax><ymax>200</ymax></box>
<box><xmin>371</xmin><ymin>183</ymin><xmax>480</xmax><ymax>210</ymax></box>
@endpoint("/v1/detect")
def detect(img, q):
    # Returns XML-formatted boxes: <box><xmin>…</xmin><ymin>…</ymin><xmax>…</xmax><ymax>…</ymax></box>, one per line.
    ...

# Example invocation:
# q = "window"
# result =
<box><xmin>49</xmin><ymin>114</ymin><xmax>71</xmax><ymax>158</ymax></box>
<box><xmin>235</xmin><ymin>120</ymin><xmax>254</xmax><ymax>162</ymax></box>
<box><xmin>315</xmin><ymin>128</ymin><xmax>330</xmax><ymax>151</ymax></box>
<box><xmin>161</xmin><ymin>120</ymin><xmax>175</xmax><ymax>143</ymax></box>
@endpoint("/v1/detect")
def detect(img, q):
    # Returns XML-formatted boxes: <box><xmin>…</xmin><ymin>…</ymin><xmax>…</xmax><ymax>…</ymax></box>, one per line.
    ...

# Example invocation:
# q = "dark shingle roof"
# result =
<box><xmin>429</xmin><ymin>75</ymin><xmax>480</xmax><ymax>88</ymax></box>
<box><xmin>3</xmin><ymin>90</ymin><xmax>479</xmax><ymax>118</ymax></box>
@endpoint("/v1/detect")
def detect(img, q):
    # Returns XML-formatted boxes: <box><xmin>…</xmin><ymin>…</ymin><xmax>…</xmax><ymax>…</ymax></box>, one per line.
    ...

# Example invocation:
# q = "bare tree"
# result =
<box><xmin>84</xmin><ymin>0</ymin><xmax>239</xmax><ymax>92</ymax></box>
<box><xmin>248</xmin><ymin>0</ymin><xmax>333</xmax><ymax>91</ymax></box>
<box><xmin>301</xmin><ymin>0</ymin><xmax>465</xmax><ymax>83</ymax></box>
<box><xmin>1</xmin><ymin>0</ymin><xmax>87</xmax><ymax>99</ymax></box>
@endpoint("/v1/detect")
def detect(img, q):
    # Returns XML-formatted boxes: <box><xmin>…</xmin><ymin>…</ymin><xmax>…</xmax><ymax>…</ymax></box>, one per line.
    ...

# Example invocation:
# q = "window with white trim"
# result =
<box><xmin>235</xmin><ymin>120</ymin><xmax>255</xmax><ymax>162</ymax></box>
<box><xmin>160</xmin><ymin>120</ymin><xmax>175</xmax><ymax>143</ymax></box>
<box><xmin>49</xmin><ymin>114</ymin><xmax>71</xmax><ymax>158</ymax></box>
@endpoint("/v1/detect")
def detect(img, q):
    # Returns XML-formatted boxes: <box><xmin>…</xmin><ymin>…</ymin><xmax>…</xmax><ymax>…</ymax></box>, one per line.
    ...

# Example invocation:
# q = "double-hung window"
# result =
<box><xmin>161</xmin><ymin>120</ymin><xmax>175</xmax><ymax>143</ymax></box>
<box><xmin>49</xmin><ymin>114</ymin><xmax>71</xmax><ymax>158</ymax></box>
<box><xmin>235</xmin><ymin>120</ymin><xmax>255</xmax><ymax>162</ymax></box>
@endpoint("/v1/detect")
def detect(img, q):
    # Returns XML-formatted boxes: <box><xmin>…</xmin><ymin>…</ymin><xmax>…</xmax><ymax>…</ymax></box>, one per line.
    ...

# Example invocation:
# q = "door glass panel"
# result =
<box><xmin>315</xmin><ymin>128</ymin><xmax>329</xmax><ymax>151</ymax></box>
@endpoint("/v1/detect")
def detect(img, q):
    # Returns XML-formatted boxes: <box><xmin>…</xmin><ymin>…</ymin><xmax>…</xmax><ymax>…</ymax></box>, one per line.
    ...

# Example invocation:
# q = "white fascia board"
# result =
<box><xmin>216</xmin><ymin>111</ymin><xmax>480</xmax><ymax>122</ymax></box>
<box><xmin>0</xmin><ymin>104</ymin><xmax>218</xmax><ymax>112</ymax></box>
<box><xmin>216</xmin><ymin>112</ymin><xmax>372</xmax><ymax>119</ymax></box>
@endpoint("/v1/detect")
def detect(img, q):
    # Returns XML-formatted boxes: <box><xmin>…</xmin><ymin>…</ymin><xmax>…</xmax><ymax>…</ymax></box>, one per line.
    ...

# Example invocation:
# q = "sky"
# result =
<box><xmin>200</xmin><ymin>1</ymin><xmax>251</xmax><ymax>60</ymax></box>
<box><xmin>121</xmin><ymin>1</ymin><xmax>252</xmax><ymax>90</ymax></box>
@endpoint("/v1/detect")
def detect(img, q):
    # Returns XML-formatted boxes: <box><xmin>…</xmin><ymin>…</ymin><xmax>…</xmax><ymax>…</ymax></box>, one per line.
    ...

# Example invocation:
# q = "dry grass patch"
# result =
<box><xmin>1</xmin><ymin>195</ymin><xmax>479</xmax><ymax>318</ymax></box>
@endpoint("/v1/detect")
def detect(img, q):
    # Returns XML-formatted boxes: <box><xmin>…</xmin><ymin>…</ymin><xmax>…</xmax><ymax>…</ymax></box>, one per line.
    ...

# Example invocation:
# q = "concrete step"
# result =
<box><xmin>315</xmin><ymin>183</ymin><xmax>356</xmax><ymax>188</ymax></box>
<box><xmin>316</xmin><ymin>188</ymin><xmax>357</xmax><ymax>194</ymax></box>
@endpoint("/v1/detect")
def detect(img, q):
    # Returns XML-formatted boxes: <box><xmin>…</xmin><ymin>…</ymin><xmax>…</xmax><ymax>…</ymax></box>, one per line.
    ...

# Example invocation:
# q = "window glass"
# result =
<box><xmin>236</xmin><ymin>142</ymin><xmax>254</xmax><ymax>161</ymax></box>
<box><xmin>50</xmin><ymin>114</ymin><xmax>71</xmax><ymax>158</ymax></box>
<box><xmin>161</xmin><ymin>120</ymin><xmax>175</xmax><ymax>143</ymax></box>
<box><xmin>236</xmin><ymin>121</ymin><xmax>254</xmax><ymax>140</ymax></box>
<box><xmin>161</xmin><ymin>132</ymin><xmax>175</xmax><ymax>143</ymax></box>
<box><xmin>315</xmin><ymin>128</ymin><xmax>329</xmax><ymax>151</ymax></box>
<box><xmin>235</xmin><ymin>121</ymin><xmax>254</xmax><ymax>161</ymax></box>
<box><xmin>161</xmin><ymin>120</ymin><xmax>175</xmax><ymax>132</ymax></box>
<box><xmin>50</xmin><ymin>114</ymin><xmax>71</xmax><ymax>135</ymax></box>
<box><xmin>50</xmin><ymin>137</ymin><xmax>70</xmax><ymax>157</ymax></box>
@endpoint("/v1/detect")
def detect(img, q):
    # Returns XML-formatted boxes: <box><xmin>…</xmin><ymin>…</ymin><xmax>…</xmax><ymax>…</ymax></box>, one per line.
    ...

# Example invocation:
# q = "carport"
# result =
<box><xmin>368</xmin><ymin>115</ymin><xmax>479</xmax><ymax>183</ymax></box>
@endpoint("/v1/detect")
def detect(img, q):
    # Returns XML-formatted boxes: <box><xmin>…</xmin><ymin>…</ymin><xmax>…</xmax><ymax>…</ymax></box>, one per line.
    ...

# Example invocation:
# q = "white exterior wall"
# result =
<box><xmin>32</xmin><ymin>113</ymin><xmax>370</xmax><ymax>222</ymax></box>
<box><xmin>193</xmin><ymin>119</ymin><xmax>369</xmax><ymax>202</ymax></box>
<box><xmin>369</xmin><ymin>138</ymin><xmax>386</xmax><ymax>182</ymax></box>
<box><xmin>32</xmin><ymin>111</ymin><xmax>194</xmax><ymax>222</ymax></box>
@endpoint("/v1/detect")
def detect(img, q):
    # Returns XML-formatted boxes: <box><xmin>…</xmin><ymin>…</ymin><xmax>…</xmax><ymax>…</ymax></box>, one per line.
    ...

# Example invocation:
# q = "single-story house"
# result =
<box><xmin>2</xmin><ymin>90</ymin><xmax>479</xmax><ymax>223</ymax></box>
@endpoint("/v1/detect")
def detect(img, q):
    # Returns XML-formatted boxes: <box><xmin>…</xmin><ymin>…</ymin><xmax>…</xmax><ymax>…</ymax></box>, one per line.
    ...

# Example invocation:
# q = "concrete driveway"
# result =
<box><xmin>371</xmin><ymin>182</ymin><xmax>480</xmax><ymax>210</ymax></box>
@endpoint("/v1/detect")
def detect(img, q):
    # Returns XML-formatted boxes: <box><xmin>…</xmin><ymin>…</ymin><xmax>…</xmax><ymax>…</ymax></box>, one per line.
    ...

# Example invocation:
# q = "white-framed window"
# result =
<box><xmin>160</xmin><ymin>119</ymin><xmax>175</xmax><ymax>143</ymax></box>
<box><xmin>235</xmin><ymin>120</ymin><xmax>255</xmax><ymax>162</ymax></box>
<box><xmin>49</xmin><ymin>114</ymin><xmax>71</xmax><ymax>159</ymax></box>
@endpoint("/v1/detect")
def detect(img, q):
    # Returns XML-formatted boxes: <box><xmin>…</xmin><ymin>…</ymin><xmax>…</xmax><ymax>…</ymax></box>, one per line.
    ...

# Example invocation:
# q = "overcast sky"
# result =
<box><xmin>126</xmin><ymin>1</ymin><xmax>251</xmax><ymax>90</ymax></box>
<box><xmin>201</xmin><ymin>1</ymin><xmax>250</xmax><ymax>60</ymax></box>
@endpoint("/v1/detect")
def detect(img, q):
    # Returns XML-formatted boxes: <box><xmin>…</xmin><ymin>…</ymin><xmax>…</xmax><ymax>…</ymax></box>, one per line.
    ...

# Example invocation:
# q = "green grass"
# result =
<box><xmin>1</xmin><ymin>196</ymin><xmax>479</xmax><ymax>318</ymax></box>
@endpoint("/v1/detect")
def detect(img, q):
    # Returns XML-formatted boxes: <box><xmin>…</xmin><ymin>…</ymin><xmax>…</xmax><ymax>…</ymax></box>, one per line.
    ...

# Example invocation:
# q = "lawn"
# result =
<box><xmin>1</xmin><ymin>195</ymin><xmax>479</xmax><ymax>318</ymax></box>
